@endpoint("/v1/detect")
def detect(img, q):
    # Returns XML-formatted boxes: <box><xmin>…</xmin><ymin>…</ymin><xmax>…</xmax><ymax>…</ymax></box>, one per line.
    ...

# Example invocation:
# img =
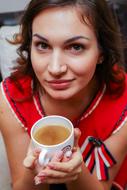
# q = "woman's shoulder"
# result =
<box><xmin>0</xmin><ymin>75</ymin><xmax>42</xmax><ymax>135</ymax></box>
<box><xmin>0</xmin><ymin>85</ymin><xmax>21</xmax><ymax>134</ymax></box>
<box><xmin>1</xmin><ymin>75</ymin><xmax>33</xmax><ymax>100</ymax></box>
<box><xmin>0</xmin><ymin>75</ymin><xmax>33</xmax><ymax>132</ymax></box>
<box><xmin>79</xmin><ymin>76</ymin><xmax>127</xmax><ymax>139</ymax></box>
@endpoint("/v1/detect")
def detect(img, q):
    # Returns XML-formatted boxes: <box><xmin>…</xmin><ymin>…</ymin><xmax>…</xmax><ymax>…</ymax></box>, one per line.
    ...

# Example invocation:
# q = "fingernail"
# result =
<box><xmin>34</xmin><ymin>177</ymin><xmax>42</xmax><ymax>185</ymax></box>
<box><xmin>65</xmin><ymin>150</ymin><xmax>72</xmax><ymax>158</ymax></box>
<box><xmin>56</xmin><ymin>150</ymin><xmax>63</xmax><ymax>158</ymax></box>
<box><xmin>23</xmin><ymin>155</ymin><xmax>35</xmax><ymax>168</ymax></box>
<box><xmin>48</xmin><ymin>163</ymin><xmax>55</xmax><ymax>169</ymax></box>
<box><xmin>37</xmin><ymin>172</ymin><xmax>46</xmax><ymax>177</ymax></box>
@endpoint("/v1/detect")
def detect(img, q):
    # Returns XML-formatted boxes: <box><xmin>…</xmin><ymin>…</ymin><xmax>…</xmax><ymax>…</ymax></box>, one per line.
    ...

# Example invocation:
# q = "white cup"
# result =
<box><xmin>31</xmin><ymin>115</ymin><xmax>74</xmax><ymax>166</ymax></box>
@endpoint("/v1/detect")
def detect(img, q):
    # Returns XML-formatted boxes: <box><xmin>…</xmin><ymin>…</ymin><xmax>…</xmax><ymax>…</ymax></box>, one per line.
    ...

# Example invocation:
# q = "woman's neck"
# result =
<box><xmin>39</xmin><ymin>78</ymin><xmax>99</xmax><ymax>122</ymax></box>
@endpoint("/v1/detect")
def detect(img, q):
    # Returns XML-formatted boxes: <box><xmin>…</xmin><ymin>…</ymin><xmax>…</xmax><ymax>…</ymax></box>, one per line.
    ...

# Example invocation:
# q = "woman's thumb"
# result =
<box><xmin>74</xmin><ymin>128</ymin><xmax>81</xmax><ymax>148</ymax></box>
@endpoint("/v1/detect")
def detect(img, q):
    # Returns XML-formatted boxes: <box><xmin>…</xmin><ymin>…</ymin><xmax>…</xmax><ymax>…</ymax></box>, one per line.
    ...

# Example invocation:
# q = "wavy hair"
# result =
<box><xmin>12</xmin><ymin>0</ymin><xmax>126</xmax><ymax>95</ymax></box>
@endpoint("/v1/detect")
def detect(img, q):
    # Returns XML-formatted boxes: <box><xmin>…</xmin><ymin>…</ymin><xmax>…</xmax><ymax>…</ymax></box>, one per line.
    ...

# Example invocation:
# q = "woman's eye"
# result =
<box><xmin>35</xmin><ymin>42</ymin><xmax>50</xmax><ymax>51</ymax></box>
<box><xmin>67</xmin><ymin>44</ymin><xmax>85</xmax><ymax>54</ymax></box>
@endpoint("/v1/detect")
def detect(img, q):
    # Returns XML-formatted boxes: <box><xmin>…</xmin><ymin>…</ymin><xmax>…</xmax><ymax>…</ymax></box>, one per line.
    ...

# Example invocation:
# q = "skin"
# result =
<box><xmin>31</xmin><ymin>7</ymin><xmax>102</xmax><ymax>120</ymax></box>
<box><xmin>0</xmin><ymin>6</ymin><xmax>127</xmax><ymax>190</ymax></box>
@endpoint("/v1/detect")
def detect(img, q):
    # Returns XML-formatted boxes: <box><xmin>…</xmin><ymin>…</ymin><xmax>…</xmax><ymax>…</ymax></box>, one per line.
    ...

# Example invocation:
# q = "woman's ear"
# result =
<box><xmin>98</xmin><ymin>52</ymin><xmax>104</xmax><ymax>64</ymax></box>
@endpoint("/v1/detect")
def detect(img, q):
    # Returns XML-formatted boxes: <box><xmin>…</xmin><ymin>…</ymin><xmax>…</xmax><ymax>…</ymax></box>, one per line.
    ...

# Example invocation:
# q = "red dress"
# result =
<box><xmin>1</xmin><ymin>76</ymin><xmax>127</xmax><ymax>190</ymax></box>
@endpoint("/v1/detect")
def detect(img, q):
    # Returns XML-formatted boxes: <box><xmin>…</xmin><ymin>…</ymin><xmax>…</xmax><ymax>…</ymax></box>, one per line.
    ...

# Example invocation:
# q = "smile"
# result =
<box><xmin>45</xmin><ymin>79</ymin><xmax>75</xmax><ymax>90</ymax></box>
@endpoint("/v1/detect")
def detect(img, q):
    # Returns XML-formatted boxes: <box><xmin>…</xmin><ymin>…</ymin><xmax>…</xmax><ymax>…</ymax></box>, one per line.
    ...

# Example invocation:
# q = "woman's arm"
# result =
<box><xmin>67</xmin><ymin>123</ymin><xmax>127</xmax><ymax>190</ymax></box>
<box><xmin>0</xmin><ymin>88</ymin><xmax>49</xmax><ymax>190</ymax></box>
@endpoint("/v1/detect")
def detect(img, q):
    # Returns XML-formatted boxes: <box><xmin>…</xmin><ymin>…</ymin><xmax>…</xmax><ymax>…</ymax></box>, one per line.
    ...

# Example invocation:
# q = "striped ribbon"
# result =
<box><xmin>82</xmin><ymin>136</ymin><xmax>116</xmax><ymax>180</ymax></box>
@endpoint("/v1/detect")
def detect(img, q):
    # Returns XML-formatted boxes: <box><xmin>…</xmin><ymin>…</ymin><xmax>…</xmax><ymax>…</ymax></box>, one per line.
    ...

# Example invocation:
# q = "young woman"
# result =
<box><xmin>0</xmin><ymin>0</ymin><xmax>127</xmax><ymax>189</ymax></box>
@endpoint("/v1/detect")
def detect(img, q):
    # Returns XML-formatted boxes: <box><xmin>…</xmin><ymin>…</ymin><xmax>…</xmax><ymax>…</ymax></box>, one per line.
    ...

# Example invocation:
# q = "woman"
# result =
<box><xmin>0</xmin><ymin>0</ymin><xmax>127</xmax><ymax>189</ymax></box>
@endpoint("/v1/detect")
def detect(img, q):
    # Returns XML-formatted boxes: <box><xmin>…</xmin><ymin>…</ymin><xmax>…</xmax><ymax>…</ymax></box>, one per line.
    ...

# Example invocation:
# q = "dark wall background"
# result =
<box><xmin>108</xmin><ymin>0</ymin><xmax>127</xmax><ymax>70</ymax></box>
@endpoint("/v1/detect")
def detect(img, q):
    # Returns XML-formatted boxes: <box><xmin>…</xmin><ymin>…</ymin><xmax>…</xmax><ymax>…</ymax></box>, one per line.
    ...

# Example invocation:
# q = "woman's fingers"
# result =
<box><xmin>48</xmin><ymin>148</ymin><xmax>83</xmax><ymax>173</ymax></box>
<box><xmin>34</xmin><ymin>129</ymin><xmax>82</xmax><ymax>185</ymax></box>
<box><xmin>35</xmin><ymin>167</ymin><xmax>81</xmax><ymax>185</ymax></box>
<box><xmin>74</xmin><ymin>128</ymin><xmax>81</xmax><ymax>148</ymax></box>
<box><xmin>23</xmin><ymin>155</ymin><xmax>36</xmax><ymax>169</ymax></box>
<box><xmin>23</xmin><ymin>148</ymin><xmax>41</xmax><ymax>169</ymax></box>
<box><xmin>62</xmin><ymin>150</ymin><xmax>72</xmax><ymax>162</ymax></box>
<box><xmin>34</xmin><ymin>161</ymin><xmax>82</xmax><ymax>185</ymax></box>
<box><xmin>50</xmin><ymin>150</ymin><xmax>64</xmax><ymax>162</ymax></box>
<box><xmin>60</xmin><ymin>128</ymin><xmax>81</xmax><ymax>162</ymax></box>
<box><xmin>38</xmin><ymin>174</ymin><xmax>79</xmax><ymax>184</ymax></box>
<box><xmin>37</xmin><ymin>164</ymin><xmax>82</xmax><ymax>178</ymax></box>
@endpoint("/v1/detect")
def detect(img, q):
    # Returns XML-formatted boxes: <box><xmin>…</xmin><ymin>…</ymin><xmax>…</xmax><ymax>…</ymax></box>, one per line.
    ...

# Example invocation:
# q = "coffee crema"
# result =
<box><xmin>33</xmin><ymin>125</ymin><xmax>71</xmax><ymax>145</ymax></box>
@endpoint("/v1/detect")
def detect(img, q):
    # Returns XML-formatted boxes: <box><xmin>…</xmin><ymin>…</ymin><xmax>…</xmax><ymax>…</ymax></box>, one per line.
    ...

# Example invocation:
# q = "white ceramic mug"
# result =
<box><xmin>31</xmin><ymin>115</ymin><xmax>74</xmax><ymax>166</ymax></box>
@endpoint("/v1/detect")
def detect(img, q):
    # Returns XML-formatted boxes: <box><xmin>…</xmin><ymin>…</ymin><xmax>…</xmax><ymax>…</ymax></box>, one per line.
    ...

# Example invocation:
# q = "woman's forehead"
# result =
<box><xmin>31</xmin><ymin>6</ymin><xmax>95</xmax><ymax>42</ymax></box>
<box><xmin>32</xmin><ymin>6</ymin><xmax>93</xmax><ymax>31</ymax></box>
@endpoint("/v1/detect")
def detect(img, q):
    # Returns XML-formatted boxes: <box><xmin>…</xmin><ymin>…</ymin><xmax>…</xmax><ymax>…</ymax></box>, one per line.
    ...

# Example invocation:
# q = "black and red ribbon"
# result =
<box><xmin>81</xmin><ymin>136</ymin><xmax>116</xmax><ymax>180</ymax></box>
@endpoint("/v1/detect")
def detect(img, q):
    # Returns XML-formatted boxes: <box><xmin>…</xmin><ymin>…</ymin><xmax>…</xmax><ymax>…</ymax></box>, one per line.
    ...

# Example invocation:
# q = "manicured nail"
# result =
<box><xmin>56</xmin><ymin>150</ymin><xmax>63</xmax><ymax>158</ymax></box>
<box><xmin>23</xmin><ymin>155</ymin><xmax>35</xmax><ymax>168</ymax></box>
<box><xmin>37</xmin><ymin>172</ymin><xmax>46</xmax><ymax>177</ymax></box>
<box><xmin>65</xmin><ymin>150</ymin><xmax>72</xmax><ymax>158</ymax></box>
<box><xmin>34</xmin><ymin>177</ymin><xmax>42</xmax><ymax>185</ymax></box>
<box><xmin>48</xmin><ymin>163</ymin><xmax>55</xmax><ymax>169</ymax></box>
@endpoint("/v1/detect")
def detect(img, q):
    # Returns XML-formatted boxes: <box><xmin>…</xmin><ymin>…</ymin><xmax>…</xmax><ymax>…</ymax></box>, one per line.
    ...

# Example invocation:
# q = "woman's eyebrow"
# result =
<box><xmin>64</xmin><ymin>36</ymin><xmax>91</xmax><ymax>44</ymax></box>
<box><xmin>32</xmin><ymin>34</ymin><xmax>91</xmax><ymax>43</ymax></box>
<box><xmin>33</xmin><ymin>33</ymin><xmax>48</xmax><ymax>42</ymax></box>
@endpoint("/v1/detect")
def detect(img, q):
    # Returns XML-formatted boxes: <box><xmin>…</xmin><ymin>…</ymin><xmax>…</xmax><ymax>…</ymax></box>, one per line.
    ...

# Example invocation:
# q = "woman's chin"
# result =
<box><xmin>46</xmin><ymin>91</ymin><xmax>73</xmax><ymax>100</ymax></box>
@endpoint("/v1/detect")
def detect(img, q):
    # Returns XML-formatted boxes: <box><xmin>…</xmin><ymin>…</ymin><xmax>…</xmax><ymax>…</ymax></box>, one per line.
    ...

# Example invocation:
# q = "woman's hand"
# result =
<box><xmin>34</xmin><ymin>128</ymin><xmax>83</xmax><ymax>185</ymax></box>
<box><xmin>23</xmin><ymin>147</ymin><xmax>41</xmax><ymax>168</ymax></box>
<box><xmin>23</xmin><ymin>142</ymin><xmax>45</xmax><ymax>185</ymax></box>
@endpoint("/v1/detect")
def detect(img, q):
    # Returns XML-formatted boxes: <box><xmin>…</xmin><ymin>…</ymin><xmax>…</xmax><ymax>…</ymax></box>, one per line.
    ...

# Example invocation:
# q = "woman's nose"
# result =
<box><xmin>48</xmin><ymin>50</ymin><xmax>67</xmax><ymax>76</ymax></box>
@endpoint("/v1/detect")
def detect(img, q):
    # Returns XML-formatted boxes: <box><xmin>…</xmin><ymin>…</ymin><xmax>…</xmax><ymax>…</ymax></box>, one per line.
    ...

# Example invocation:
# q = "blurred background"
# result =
<box><xmin>0</xmin><ymin>2</ymin><xmax>30</xmax><ymax>190</ymax></box>
<box><xmin>0</xmin><ymin>0</ymin><xmax>29</xmax><ymax>25</ymax></box>
<box><xmin>0</xmin><ymin>0</ymin><xmax>30</xmax><ymax>81</ymax></box>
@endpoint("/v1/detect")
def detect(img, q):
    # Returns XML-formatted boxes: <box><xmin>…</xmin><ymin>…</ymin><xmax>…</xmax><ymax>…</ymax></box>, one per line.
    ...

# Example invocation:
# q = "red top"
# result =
<box><xmin>1</xmin><ymin>76</ymin><xmax>127</xmax><ymax>189</ymax></box>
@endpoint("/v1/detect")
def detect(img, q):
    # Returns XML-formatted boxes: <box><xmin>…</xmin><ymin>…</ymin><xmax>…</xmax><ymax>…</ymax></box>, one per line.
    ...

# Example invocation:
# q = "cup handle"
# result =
<box><xmin>38</xmin><ymin>149</ymin><xmax>50</xmax><ymax>166</ymax></box>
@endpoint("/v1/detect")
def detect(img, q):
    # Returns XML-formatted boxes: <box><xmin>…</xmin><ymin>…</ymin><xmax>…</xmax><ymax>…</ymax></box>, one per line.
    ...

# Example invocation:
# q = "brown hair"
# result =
<box><xmin>12</xmin><ymin>0</ymin><xmax>126</xmax><ymax>95</ymax></box>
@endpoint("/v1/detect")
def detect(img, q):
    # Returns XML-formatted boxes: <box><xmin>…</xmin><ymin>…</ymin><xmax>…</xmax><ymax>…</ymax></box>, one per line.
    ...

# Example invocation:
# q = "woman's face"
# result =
<box><xmin>31</xmin><ymin>7</ymin><xmax>101</xmax><ymax>100</ymax></box>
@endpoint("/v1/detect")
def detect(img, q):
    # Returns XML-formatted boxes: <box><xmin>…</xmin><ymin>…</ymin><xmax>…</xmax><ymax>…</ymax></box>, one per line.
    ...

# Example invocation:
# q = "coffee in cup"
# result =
<box><xmin>31</xmin><ymin>115</ymin><xmax>74</xmax><ymax>166</ymax></box>
<box><xmin>33</xmin><ymin>125</ymin><xmax>71</xmax><ymax>145</ymax></box>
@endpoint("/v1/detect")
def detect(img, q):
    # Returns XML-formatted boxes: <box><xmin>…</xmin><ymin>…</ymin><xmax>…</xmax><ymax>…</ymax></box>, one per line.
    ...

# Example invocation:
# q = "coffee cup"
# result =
<box><xmin>31</xmin><ymin>115</ymin><xmax>74</xmax><ymax>166</ymax></box>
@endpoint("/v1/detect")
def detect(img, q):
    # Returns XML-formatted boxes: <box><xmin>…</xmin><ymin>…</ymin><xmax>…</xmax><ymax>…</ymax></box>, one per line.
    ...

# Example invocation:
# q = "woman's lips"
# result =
<box><xmin>46</xmin><ymin>79</ymin><xmax>75</xmax><ymax>90</ymax></box>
